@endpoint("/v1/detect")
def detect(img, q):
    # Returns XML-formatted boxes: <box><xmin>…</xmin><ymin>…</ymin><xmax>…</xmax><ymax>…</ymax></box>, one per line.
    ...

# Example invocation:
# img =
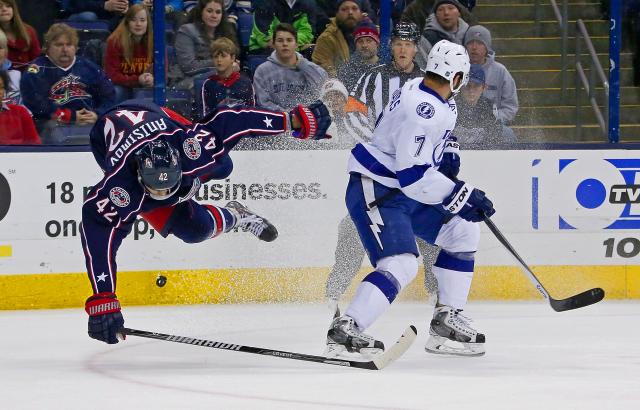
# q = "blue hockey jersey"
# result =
<box><xmin>81</xmin><ymin>100</ymin><xmax>289</xmax><ymax>294</ymax></box>
<box><xmin>21</xmin><ymin>55</ymin><xmax>116</xmax><ymax>122</ymax></box>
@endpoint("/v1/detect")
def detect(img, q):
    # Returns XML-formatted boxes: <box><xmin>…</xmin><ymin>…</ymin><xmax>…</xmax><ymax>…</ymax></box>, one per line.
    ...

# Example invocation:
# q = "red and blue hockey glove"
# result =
<box><xmin>438</xmin><ymin>180</ymin><xmax>495</xmax><ymax>223</ymax></box>
<box><xmin>85</xmin><ymin>292</ymin><xmax>125</xmax><ymax>344</ymax></box>
<box><xmin>438</xmin><ymin>136</ymin><xmax>460</xmax><ymax>181</ymax></box>
<box><xmin>289</xmin><ymin>101</ymin><xmax>332</xmax><ymax>140</ymax></box>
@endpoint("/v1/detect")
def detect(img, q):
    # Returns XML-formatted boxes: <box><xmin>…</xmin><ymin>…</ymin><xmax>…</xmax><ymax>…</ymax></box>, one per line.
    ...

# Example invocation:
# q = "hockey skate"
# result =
<box><xmin>225</xmin><ymin>201</ymin><xmax>278</xmax><ymax>242</ymax></box>
<box><xmin>425</xmin><ymin>305</ymin><xmax>485</xmax><ymax>357</ymax></box>
<box><xmin>325</xmin><ymin>315</ymin><xmax>385</xmax><ymax>359</ymax></box>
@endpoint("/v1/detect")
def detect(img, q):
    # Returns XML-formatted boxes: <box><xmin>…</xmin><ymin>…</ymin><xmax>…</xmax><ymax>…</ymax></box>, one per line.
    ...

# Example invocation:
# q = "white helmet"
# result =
<box><xmin>426</xmin><ymin>40</ymin><xmax>470</xmax><ymax>98</ymax></box>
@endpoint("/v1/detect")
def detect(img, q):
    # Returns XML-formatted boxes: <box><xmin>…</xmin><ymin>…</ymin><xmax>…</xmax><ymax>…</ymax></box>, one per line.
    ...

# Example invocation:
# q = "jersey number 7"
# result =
<box><xmin>414</xmin><ymin>135</ymin><xmax>426</xmax><ymax>157</ymax></box>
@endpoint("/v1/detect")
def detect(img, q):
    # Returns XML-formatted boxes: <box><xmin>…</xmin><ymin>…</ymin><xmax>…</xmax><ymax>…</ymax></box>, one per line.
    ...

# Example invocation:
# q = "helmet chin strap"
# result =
<box><xmin>138</xmin><ymin>175</ymin><xmax>181</xmax><ymax>201</ymax></box>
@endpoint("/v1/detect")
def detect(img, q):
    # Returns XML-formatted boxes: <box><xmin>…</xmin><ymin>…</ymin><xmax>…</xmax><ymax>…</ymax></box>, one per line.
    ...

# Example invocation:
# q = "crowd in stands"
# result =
<box><xmin>0</xmin><ymin>0</ymin><xmax>523</xmax><ymax>145</ymax></box>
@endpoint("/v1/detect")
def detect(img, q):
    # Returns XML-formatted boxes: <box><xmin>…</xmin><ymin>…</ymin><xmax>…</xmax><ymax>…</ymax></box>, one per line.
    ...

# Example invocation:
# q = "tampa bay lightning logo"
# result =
<box><xmin>183</xmin><ymin>138</ymin><xmax>202</xmax><ymax>160</ymax></box>
<box><xmin>416</xmin><ymin>102</ymin><xmax>435</xmax><ymax>119</ymax></box>
<box><xmin>109</xmin><ymin>187</ymin><xmax>130</xmax><ymax>208</ymax></box>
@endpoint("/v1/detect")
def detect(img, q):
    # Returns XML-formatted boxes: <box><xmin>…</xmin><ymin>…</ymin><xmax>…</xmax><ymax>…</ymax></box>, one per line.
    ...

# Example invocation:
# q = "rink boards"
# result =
<box><xmin>0</xmin><ymin>149</ymin><xmax>639</xmax><ymax>309</ymax></box>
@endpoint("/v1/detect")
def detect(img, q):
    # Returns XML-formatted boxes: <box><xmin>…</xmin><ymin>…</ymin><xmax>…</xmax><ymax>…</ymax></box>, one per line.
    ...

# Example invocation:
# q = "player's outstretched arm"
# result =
<box><xmin>288</xmin><ymin>101</ymin><xmax>332</xmax><ymax>140</ymax></box>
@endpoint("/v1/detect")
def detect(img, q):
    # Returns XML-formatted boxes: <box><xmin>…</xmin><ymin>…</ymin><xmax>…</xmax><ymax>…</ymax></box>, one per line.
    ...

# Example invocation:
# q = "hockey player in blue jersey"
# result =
<box><xmin>82</xmin><ymin>99</ymin><xmax>331</xmax><ymax>344</ymax></box>
<box><xmin>325</xmin><ymin>40</ymin><xmax>495</xmax><ymax>357</ymax></box>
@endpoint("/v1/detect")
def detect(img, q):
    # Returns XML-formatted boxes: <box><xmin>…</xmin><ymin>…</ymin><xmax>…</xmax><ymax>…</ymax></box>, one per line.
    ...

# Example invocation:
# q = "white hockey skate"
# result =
<box><xmin>225</xmin><ymin>201</ymin><xmax>278</xmax><ymax>242</ymax></box>
<box><xmin>425</xmin><ymin>305</ymin><xmax>485</xmax><ymax>357</ymax></box>
<box><xmin>325</xmin><ymin>315</ymin><xmax>385</xmax><ymax>359</ymax></box>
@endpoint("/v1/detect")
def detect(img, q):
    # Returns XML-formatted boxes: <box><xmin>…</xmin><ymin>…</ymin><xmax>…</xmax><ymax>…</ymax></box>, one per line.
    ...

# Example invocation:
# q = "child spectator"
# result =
<box><xmin>0</xmin><ymin>70</ymin><xmax>40</xmax><ymax>144</ymax></box>
<box><xmin>0</xmin><ymin>0</ymin><xmax>40</xmax><ymax>71</ymax></box>
<box><xmin>0</xmin><ymin>28</ymin><xmax>20</xmax><ymax>104</ymax></box>
<box><xmin>248</xmin><ymin>0</ymin><xmax>317</xmax><ymax>56</ymax></box>
<box><xmin>200</xmin><ymin>37</ymin><xmax>254</xmax><ymax>116</ymax></box>
<box><xmin>173</xmin><ymin>0</ymin><xmax>238</xmax><ymax>90</ymax></box>
<box><xmin>105</xmin><ymin>4</ymin><xmax>154</xmax><ymax>102</ymax></box>
<box><xmin>20</xmin><ymin>23</ymin><xmax>115</xmax><ymax>136</ymax></box>
<box><xmin>253</xmin><ymin>23</ymin><xmax>327</xmax><ymax>111</ymax></box>
<box><xmin>464</xmin><ymin>25</ymin><xmax>519</xmax><ymax>125</ymax></box>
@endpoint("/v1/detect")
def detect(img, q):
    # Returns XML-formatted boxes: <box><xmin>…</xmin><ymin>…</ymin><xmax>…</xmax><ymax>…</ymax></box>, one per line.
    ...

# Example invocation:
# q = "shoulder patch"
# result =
<box><xmin>109</xmin><ymin>187</ymin><xmax>131</xmax><ymax>208</ymax></box>
<box><xmin>183</xmin><ymin>138</ymin><xmax>202</xmax><ymax>160</ymax></box>
<box><xmin>416</xmin><ymin>102</ymin><xmax>435</xmax><ymax>119</ymax></box>
<box><xmin>27</xmin><ymin>64</ymin><xmax>39</xmax><ymax>74</ymax></box>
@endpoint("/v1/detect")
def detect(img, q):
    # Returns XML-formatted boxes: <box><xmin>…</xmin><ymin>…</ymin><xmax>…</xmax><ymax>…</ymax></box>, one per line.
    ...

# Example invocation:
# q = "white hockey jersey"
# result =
<box><xmin>347</xmin><ymin>78</ymin><xmax>459</xmax><ymax>205</ymax></box>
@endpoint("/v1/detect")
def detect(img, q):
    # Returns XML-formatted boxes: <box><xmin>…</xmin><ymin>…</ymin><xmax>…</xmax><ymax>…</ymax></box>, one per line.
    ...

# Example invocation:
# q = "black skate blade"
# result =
<box><xmin>550</xmin><ymin>287</ymin><xmax>605</xmax><ymax>312</ymax></box>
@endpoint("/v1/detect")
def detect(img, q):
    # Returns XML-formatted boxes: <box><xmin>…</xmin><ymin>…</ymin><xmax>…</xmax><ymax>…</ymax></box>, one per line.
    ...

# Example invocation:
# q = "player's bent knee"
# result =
<box><xmin>376</xmin><ymin>253</ymin><xmax>419</xmax><ymax>290</ymax></box>
<box><xmin>440</xmin><ymin>218</ymin><xmax>481</xmax><ymax>253</ymax></box>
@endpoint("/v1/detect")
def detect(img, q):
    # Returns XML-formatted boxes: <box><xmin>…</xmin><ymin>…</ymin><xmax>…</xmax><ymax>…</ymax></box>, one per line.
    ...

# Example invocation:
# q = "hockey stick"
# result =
<box><xmin>483</xmin><ymin>217</ymin><xmax>605</xmax><ymax>312</ymax></box>
<box><xmin>121</xmin><ymin>326</ymin><xmax>417</xmax><ymax>370</ymax></box>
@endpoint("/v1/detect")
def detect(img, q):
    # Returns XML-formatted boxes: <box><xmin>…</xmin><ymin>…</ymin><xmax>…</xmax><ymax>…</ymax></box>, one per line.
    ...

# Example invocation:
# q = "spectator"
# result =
<box><xmin>0</xmin><ymin>0</ymin><xmax>40</xmax><ymax>71</ymax></box>
<box><xmin>20</xmin><ymin>23</ymin><xmax>116</xmax><ymax>141</ymax></box>
<box><xmin>454</xmin><ymin>64</ymin><xmax>510</xmax><ymax>144</ymax></box>
<box><xmin>337</xmin><ymin>17</ymin><xmax>379</xmax><ymax>91</ymax></box>
<box><xmin>313</xmin><ymin>0</ymin><xmax>364</xmax><ymax>77</ymax></box>
<box><xmin>200</xmin><ymin>37</ymin><xmax>254</xmax><ymax>116</ymax></box>
<box><xmin>464</xmin><ymin>25</ymin><xmax>519</xmax><ymax>125</ymax></box>
<box><xmin>253</xmin><ymin>23</ymin><xmax>327</xmax><ymax>111</ymax></box>
<box><xmin>0</xmin><ymin>70</ymin><xmax>40</xmax><ymax>144</ymax></box>
<box><xmin>249</xmin><ymin>0</ymin><xmax>317</xmax><ymax>56</ymax></box>
<box><xmin>133</xmin><ymin>0</ymin><xmax>190</xmax><ymax>29</ymax></box>
<box><xmin>173</xmin><ymin>0</ymin><xmax>238</xmax><ymax>90</ymax></box>
<box><xmin>14</xmin><ymin>0</ymin><xmax>58</xmax><ymax>44</ymax></box>
<box><xmin>315</xmin><ymin>0</ymin><xmax>377</xmax><ymax>34</ymax></box>
<box><xmin>401</xmin><ymin>0</ymin><xmax>477</xmax><ymax>33</ymax></box>
<box><xmin>105</xmin><ymin>4</ymin><xmax>154</xmax><ymax>102</ymax></box>
<box><xmin>68</xmin><ymin>0</ymin><xmax>130</xmax><ymax>30</ymax></box>
<box><xmin>348</xmin><ymin>21</ymin><xmax>423</xmax><ymax>129</ymax></box>
<box><xmin>416</xmin><ymin>0</ymin><xmax>469</xmax><ymax>69</ymax></box>
<box><xmin>0</xmin><ymin>29</ymin><xmax>20</xmax><ymax>104</ymax></box>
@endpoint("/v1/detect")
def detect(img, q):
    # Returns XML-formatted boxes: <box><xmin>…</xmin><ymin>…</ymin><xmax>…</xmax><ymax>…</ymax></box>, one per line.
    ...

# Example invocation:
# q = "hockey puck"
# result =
<box><xmin>156</xmin><ymin>275</ymin><xmax>167</xmax><ymax>287</ymax></box>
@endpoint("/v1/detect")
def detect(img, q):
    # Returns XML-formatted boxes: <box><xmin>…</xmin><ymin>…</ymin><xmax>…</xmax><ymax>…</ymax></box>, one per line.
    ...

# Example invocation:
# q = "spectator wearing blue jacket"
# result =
<box><xmin>20</xmin><ymin>23</ymin><xmax>115</xmax><ymax>139</ymax></box>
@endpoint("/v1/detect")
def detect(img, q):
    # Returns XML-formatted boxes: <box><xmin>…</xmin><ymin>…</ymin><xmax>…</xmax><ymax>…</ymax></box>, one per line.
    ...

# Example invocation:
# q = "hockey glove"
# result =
<box><xmin>438</xmin><ymin>136</ymin><xmax>460</xmax><ymax>181</ymax></box>
<box><xmin>85</xmin><ymin>292</ymin><xmax>125</xmax><ymax>344</ymax></box>
<box><xmin>438</xmin><ymin>180</ymin><xmax>495</xmax><ymax>223</ymax></box>
<box><xmin>289</xmin><ymin>101</ymin><xmax>332</xmax><ymax>140</ymax></box>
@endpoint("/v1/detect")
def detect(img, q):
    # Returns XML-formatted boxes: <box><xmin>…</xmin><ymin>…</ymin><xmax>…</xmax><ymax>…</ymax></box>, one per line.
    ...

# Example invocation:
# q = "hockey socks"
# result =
<box><xmin>204</xmin><ymin>204</ymin><xmax>236</xmax><ymax>237</ymax></box>
<box><xmin>345</xmin><ymin>270</ymin><xmax>400</xmax><ymax>330</ymax></box>
<box><xmin>432</xmin><ymin>251</ymin><xmax>474</xmax><ymax>310</ymax></box>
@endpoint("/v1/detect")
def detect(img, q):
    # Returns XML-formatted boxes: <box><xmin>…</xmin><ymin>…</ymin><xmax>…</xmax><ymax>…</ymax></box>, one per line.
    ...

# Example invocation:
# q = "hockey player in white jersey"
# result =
<box><xmin>325</xmin><ymin>40</ymin><xmax>495</xmax><ymax>357</ymax></box>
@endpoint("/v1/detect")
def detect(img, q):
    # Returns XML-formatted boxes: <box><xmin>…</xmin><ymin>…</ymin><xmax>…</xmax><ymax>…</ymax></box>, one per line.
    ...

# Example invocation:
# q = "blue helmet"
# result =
<box><xmin>135</xmin><ymin>139</ymin><xmax>182</xmax><ymax>200</ymax></box>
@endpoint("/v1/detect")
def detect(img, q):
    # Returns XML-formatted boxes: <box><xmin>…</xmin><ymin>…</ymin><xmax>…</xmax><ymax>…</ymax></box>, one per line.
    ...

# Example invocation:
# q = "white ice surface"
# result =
<box><xmin>1</xmin><ymin>301</ymin><xmax>638</xmax><ymax>410</ymax></box>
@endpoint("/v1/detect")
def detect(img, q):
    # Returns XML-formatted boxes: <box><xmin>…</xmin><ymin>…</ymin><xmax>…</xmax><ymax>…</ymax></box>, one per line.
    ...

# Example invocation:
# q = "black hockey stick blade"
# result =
<box><xmin>550</xmin><ymin>287</ymin><xmax>605</xmax><ymax>312</ymax></box>
<box><xmin>484</xmin><ymin>217</ymin><xmax>606</xmax><ymax>312</ymax></box>
<box><xmin>122</xmin><ymin>325</ymin><xmax>417</xmax><ymax>371</ymax></box>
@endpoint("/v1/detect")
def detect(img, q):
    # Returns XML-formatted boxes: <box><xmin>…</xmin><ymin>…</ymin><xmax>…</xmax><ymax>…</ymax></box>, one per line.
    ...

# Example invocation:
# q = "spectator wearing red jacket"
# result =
<box><xmin>0</xmin><ymin>69</ymin><xmax>40</xmax><ymax>144</ymax></box>
<box><xmin>104</xmin><ymin>4</ymin><xmax>154</xmax><ymax>102</ymax></box>
<box><xmin>0</xmin><ymin>0</ymin><xmax>40</xmax><ymax>70</ymax></box>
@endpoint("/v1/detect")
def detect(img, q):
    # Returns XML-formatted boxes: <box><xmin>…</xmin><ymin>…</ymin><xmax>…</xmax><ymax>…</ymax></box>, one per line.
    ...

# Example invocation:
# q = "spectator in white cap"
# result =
<box><xmin>416</xmin><ymin>0</ymin><xmax>469</xmax><ymax>68</ymax></box>
<box><xmin>337</xmin><ymin>17</ymin><xmax>380</xmax><ymax>91</ymax></box>
<box><xmin>464</xmin><ymin>24</ymin><xmax>519</xmax><ymax>125</ymax></box>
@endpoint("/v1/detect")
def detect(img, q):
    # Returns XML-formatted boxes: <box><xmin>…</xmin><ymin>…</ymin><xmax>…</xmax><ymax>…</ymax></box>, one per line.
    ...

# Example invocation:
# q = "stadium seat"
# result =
<box><xmin>60</xmin><ymin>20</ymin><xmax>111</xmax><ymax>49</ymax></box>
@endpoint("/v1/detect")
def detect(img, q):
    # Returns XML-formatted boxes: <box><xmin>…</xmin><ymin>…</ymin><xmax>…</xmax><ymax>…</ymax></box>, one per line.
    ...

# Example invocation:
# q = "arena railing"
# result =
<box><xmin>574</xmin><ymin>19</ymin><xmax>609</xmax><ymax>141</ymax></box>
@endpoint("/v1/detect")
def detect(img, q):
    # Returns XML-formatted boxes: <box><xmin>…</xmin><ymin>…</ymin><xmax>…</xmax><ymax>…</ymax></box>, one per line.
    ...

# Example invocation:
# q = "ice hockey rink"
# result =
<box><xmin>1</xmin><ymin>301</ymin><xmax>638</xmax><ymax>410</ymax></box>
